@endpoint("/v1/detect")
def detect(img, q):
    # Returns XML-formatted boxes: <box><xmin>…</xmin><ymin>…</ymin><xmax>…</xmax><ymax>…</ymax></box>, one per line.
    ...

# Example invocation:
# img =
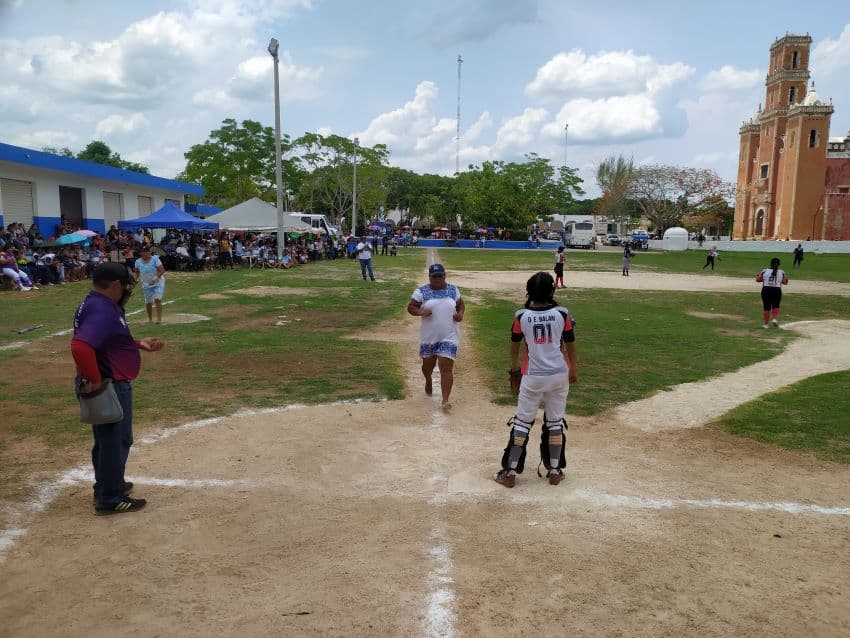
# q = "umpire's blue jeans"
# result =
<box><xmin>359</xmin><ymin>258</ymin><xmax>374</xmax><ymax>280</ymax></box>
<box><xmin>91</xmin><ymin>381</ymin><xmax>133</xmax><ymax>507</ymax></box>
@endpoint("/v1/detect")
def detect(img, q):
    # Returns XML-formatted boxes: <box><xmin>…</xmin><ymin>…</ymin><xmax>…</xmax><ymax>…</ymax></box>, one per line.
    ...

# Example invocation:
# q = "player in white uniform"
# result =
<box><xmin>407</xmin><ymin>263</ymin><xmax>465</xmax><ymax>409</ymax></box>
<box><xmin>756</xmin><ymin>257</ymin><xmax>789</xmax><ymax>328</ymax></box>
<box><xmin>495</xmin><ymin>272</ymin><xmax>578</xmax><ymax>488</ymax></box>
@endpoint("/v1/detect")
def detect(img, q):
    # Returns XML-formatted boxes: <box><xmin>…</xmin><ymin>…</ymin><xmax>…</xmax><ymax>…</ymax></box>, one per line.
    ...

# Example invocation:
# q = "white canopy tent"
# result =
<box><xmin>211</xmin><ymin>198</ymin><xmax>312</xmax><ymax>233</ymax></box>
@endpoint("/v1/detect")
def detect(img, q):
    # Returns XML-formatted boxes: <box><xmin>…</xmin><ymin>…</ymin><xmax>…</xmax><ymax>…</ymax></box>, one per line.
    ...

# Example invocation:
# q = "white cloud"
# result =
<box><xmin>812</xmin><ymin>23</ymin><xmax>850</xmax><ymax>77</ymax></box>
<box><xmin>95</xmin><ymin>113</ymin><xmax>149</xmax><ymax>137</ymax></box>
<box><xmin>358</xmin><ymin>81</ymin><xmax>441</xmax><ymax>149</ymax></box>
<box><xmin>693</xmin><ymin>151</ymin><xmax>736</xmax><ymax>165</ymax></box>
<box><xmin>541</xmin><ymin>95</ymin><xmax>666</xmax><ymax>145</ymax></box>
<box><xmin>494</xmin><ymin>107</ymin><xmax>549</xmax><ymax>153</ymax></box>
<box><xmin>12</xmin><ymin>130</ymin><xmax>77</xmax><ymax>149</ymax></box>
<box><xmin>699</xmin><ymin>65</ymin><xmax>762</xmax><ymax>92</ymax></box>
<box><xmin>526</xmin><ymin>49</ymin><xmax>692</xmax><ymax>101</ymax></box>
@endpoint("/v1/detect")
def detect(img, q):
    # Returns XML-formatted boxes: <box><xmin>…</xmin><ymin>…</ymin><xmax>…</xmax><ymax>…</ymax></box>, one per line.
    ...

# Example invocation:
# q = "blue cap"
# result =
<box><xmin>428</xmin><ymin>263</ymin><xmax>446</xmax><ymax>276</ymax></box>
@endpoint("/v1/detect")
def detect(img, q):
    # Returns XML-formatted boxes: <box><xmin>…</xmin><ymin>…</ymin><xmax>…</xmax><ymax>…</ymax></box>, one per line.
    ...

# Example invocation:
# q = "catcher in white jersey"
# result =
<box><xmin>495</xmin><ymin>272</ymin><xmax>578</xmax><ymax>488</ymax></box>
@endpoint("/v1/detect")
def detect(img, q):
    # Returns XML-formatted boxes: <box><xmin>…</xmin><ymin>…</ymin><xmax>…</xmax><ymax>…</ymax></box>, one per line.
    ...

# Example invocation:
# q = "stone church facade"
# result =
<box><xmin>734</xmin><ymin>34</ymin><xmax>850</xmax><ymax>240</ymax></box>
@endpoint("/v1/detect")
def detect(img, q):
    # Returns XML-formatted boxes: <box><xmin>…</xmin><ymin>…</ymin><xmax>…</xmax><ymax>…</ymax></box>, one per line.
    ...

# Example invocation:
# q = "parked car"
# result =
<box><xmin>603</xmin><ymin>233</ymin><xmax>621</xmax><ymax>246</ymax></box>
<box><xmin>547</xmin><ymin>232</ymin><xmax>562</xmax><ymax>241</ymax></box>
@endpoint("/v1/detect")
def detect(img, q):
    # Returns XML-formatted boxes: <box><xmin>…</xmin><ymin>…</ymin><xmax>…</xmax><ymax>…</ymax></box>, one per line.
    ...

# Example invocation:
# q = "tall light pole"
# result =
<box><xmin>352</xmin><ymin>137</ymin><xmax>359</xmax><ymax>236</ymax></box>
<box><xmin>268</xmin><ymin>37</ymin><xmax>285</xmax><ymax>259</ymax></box>
<box><xmin>564</xmin><ymin>123</ymin><xmax>569</xmax><ymax>167</ymax></box>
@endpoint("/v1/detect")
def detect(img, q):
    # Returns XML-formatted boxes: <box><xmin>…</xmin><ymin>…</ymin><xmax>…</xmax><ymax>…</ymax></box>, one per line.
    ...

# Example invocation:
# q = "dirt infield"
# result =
<box><xmin>1</xmin><ymin>271</ymin><xmax>849</xmax><ymax>637</ymax></box>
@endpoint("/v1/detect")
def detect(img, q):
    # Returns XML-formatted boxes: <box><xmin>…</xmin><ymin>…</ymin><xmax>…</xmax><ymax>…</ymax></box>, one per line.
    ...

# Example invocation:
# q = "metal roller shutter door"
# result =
<box><xmin>0</xmin><ymin>178</ymin><xmax>35</xmax><ymax>226</ymax></box>
<box><xmin>138</xmin><ymin>195</ymin><xmax>153</xmax><ymax>216</ymax></box>
<box><xmin>103</xmin><ymin>192</ymin><xmax>123</xmax><ymax>229</ymax></box>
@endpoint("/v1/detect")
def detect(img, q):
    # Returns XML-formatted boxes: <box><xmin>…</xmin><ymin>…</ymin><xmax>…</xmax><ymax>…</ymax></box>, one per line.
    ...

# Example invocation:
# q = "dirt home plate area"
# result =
<box><xmin>2</xmin><ymin>270</ymin><xmax>850</xmax><ymax>637</ymax></box>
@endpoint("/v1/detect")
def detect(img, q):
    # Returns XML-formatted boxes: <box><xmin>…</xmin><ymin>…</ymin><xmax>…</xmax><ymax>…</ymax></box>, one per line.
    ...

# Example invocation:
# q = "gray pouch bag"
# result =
<box><xmin>77</xmin><ymin>378</ymin><xmax>124</xmax><ymax>425</ymax></box>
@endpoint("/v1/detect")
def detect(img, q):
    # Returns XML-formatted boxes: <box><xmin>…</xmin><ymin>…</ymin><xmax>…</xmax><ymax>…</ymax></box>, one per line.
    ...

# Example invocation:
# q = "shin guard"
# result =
<box><xmin>539</xmin><ymin>415</ymin><xmax>567</xmax><ymax>473</ymax></box>
<box><xmin>501</xmin><ymin>416</ymin><xmax>533</xmax><ymax>474</ymax></box>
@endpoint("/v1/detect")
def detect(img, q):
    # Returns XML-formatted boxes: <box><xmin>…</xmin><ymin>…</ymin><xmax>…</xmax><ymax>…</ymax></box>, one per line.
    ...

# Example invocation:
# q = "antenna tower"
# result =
<box><xmin>456</xmin><ymin>54</ymin><xmax>463</xmax><ymax>175</ymax></box>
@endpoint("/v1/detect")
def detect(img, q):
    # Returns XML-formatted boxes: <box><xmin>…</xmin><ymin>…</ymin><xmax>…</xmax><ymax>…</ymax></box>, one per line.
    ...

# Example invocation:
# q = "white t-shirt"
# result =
<box><xmin>356</xmin><ymin>242</ymin><xmax>372</xmax><ymax>259</ymax></box>
<box><xmin>412</xmin><ymin>283</ymin><xmax>462</xmax><ymax>352</ymax></box>
<box><xmin>512</xmin><ymin>304</ymin><xmax>574</xmax><ymax>376</ymax></box>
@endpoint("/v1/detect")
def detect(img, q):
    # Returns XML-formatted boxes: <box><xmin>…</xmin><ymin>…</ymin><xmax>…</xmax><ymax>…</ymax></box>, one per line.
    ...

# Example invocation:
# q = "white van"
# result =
<box><xmin>286</xmin><ymin>213</ymin><xmax>338</xmax><ymax>238</ymax></box>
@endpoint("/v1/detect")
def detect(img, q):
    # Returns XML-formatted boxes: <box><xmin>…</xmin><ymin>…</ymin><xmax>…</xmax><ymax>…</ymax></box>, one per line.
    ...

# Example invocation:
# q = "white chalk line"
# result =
<box><xmin>424</xmin><ymin>525</ymin><xmax>456</xmax><ymax>638</ymax></box>
<box><xmin>0</xmin><ymin>397</ymin><xmax>382</xmax><ymax>564</ymax></box>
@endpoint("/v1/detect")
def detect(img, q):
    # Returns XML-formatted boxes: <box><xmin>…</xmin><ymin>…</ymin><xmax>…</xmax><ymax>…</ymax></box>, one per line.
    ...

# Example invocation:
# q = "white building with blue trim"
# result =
<box><xmin>0</xmin><ymin>142</ymin><xmax>204</xmax><ymax>238</ymax></box>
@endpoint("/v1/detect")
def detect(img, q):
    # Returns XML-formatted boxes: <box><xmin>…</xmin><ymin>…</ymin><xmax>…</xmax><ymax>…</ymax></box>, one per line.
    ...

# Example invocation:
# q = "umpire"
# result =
<box><xmin>71</xmin><ymin>262</ymin><xmax>165</xmax><ymax>515</ymax></box>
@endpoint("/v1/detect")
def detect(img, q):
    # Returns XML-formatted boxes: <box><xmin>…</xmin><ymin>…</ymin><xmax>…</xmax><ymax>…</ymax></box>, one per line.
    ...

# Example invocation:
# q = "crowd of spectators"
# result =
<box><xmin>1</xmin><ymin>221</ymin><xmax>401</xmax><ymax>292</ymax></box>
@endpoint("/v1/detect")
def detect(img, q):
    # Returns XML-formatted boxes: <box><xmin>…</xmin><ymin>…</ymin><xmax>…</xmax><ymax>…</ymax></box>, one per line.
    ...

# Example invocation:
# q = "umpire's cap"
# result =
<box><xmin>92</xmin><ymin>262</ymin><xmax>135</xmax><ymax>287</ymax></box>
<box><xmin>428</xmin><ymin>263</ymin><xmax>446</xmax><ymax>277</ymax></box>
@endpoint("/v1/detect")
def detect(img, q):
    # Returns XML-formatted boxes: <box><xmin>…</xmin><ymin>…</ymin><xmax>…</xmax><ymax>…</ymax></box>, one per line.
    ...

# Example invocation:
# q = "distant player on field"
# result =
<box><xmin>756</xmin><ymin>257</ymin><xmax>789</xmax><ymax>328</ymax></box>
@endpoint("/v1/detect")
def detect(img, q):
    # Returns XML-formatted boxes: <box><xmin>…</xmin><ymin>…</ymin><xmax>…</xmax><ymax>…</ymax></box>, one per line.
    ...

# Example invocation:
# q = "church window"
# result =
<box><xmin>791</xmin><ymin>51</ymin><xmax>799</xmax><ymax>69</ymax></box>
<box><xmin>839</xmin><ymin>187</ymin><xmax>850</xmax><ymax>194</ymax></box>
<box><xmin>760</xmin><ymin>164</ymin><xmax>769</xmax><ymax>179</ymax></box>
<box><xmin>789</xmin><ymin>86</ymin><xmax>796</xmax><ymax>104</ymax></box>
<box><xmin>808</xmin><ymin>130</ymin><xmax>819</xmax><ymax>148</ymax></box>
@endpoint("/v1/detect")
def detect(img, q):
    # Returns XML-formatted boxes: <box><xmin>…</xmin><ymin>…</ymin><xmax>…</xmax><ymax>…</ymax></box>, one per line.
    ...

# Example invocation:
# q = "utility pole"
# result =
<box><xmin>268</xmin><ymin>37</ymin><xmax>284</xmax><ymax>260</ymax></box>
<box><xmin>352</xmin><ymin>137</ymin><xmax>359</xmax><ymax>236</ymax></box>
<box><xmin>564</xmin><ymin>123</ymin><xmax>569</xmax><ymax>167</ymax></box>
<box><xmin>456</xmin><ymin>54</ymin><xmax>463</xmax><ymax>176</ymax></box>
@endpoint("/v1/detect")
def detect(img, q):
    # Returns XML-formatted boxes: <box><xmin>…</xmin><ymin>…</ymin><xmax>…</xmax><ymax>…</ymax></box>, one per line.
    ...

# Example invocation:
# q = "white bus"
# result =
<box><xmin>564</xmin><ymin>221</ymin><xmax>595</xmax><ymax>249</ymax></box>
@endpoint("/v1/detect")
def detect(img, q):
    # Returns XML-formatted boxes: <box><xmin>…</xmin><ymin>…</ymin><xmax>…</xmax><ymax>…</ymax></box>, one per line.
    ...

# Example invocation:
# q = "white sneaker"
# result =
<box><xmin>20</xmin><ymin>286</ymin><xmax>32</xmax><ymax>292</ymax></box>
<box><xmin>771</xmin><ymin>319</ymin><xmax>778</xmax><ymax>327</ymax></box>
<box><xmin>31</xmin><ymin>286</ymin><xmax>39</xmax><ymax>290</ymax></box>
<box><xmin>762</xmin><ymin>324</ymin><xmax>769</xmax><ymax>329</ymax></box>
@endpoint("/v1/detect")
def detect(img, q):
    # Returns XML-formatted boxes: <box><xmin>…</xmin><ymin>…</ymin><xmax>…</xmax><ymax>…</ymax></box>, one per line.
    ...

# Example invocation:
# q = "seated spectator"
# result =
<box><xmin>33</xmin><ymin>250</ymin><xmax>59</xmax><ymax>285</ymax></box>
<box><xmin>175</xmin><ymin>242</ymin><xmax>191</xmax><ymax>269</ymax></box>
<box><xmin>191</xmin><ymin>242</ymin><xmax>208</xmax><ymax>271</ymax></box>
<box><xmin>1</xmin><ymin>248</ymin><xmax>37</xmax><ymax>291</ymax></box>
<box><xmin>233</xmin><ymin>238</ymin><xmax>244</xmax><ymax>266</ymax></box>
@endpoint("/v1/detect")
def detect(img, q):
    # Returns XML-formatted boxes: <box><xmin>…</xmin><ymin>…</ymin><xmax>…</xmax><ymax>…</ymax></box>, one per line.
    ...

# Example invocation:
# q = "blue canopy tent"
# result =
<box><xmin>117</xmin><ymin>203</ymin><xmax>219</xmax><ymax>232</ymax></box>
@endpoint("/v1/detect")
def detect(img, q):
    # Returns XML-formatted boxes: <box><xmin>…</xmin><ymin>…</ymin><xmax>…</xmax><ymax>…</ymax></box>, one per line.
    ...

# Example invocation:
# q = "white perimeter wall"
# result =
<box><xmin>648</xmin><ymin>239</ymin><xmax>850</xmax><ymax>254</ymax></box>
<box><xmin>0</xmin><ymin>161</ymin><xmax>187</xmax><ymax>221</ymax></box>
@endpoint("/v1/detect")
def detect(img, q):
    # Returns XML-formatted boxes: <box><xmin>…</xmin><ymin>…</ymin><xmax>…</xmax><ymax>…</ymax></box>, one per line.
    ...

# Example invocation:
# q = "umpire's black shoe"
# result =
<box><xmin>95</xmin><ymin>496</ymin><xmax>147</xmax><ymax>515</ymax></box>
<box><xmin>92</xmin><ymin>482</ymin><xmax>134</xmax><ymax>505</ymax></box>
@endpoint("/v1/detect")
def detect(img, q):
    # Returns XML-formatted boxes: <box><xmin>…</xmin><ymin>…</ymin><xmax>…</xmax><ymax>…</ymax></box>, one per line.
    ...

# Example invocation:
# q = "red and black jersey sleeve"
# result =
<box><xmin>511</xmin><ymin>310</ymin><xmax>525</xmax><ymax>342</ymax></box>
<box><xmin>559</xmin><ymin>310</ymin><xmax>576</xmax><ymax>343</ymax></box>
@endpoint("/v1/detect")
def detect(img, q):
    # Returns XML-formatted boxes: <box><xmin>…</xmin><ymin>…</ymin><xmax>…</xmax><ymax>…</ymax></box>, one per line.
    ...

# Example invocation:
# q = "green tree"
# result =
<box><xmin>74</xmin><ymin>140</ymin><xmax>150</xmax><ymax>174</ymax></box>
<box><xmin>41</xmin><ymin>146</ymin><xmax>74</xmax><ymax>158</ymax></box>
<box><xmin>292</xmin><ymin>133</ymin><xmax>389</xmax><ymax>229</ymax></box>
<box><xmin>452</xmin><ymin>154</ymin><xmax>584</xmax><ymax>231</ymax></box>
<box><xmin>595</xmin><ymin>154</ymin><xmax>635</xmax><ymax>230</ymax></box>
<box><xmin>628</xmin><ymin>165</ymin><xmax>734</xmax><ymax>234</ymax></box>
<box><xmin>179</xmin><ymin>119</ymin><xmax>298</xmax><ymax>208</ymax></box>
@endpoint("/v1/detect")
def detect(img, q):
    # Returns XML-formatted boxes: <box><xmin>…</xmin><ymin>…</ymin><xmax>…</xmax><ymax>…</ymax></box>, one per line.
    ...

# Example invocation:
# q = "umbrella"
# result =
<box><xmin>55</xmin><ymin>232</ymin><xmax>90</xmax><ymax>246</ymax></box>
<box><xmin>76</xmin><ymin>229</ymin><xmax>98</xmax><ymax>237</ymax></box>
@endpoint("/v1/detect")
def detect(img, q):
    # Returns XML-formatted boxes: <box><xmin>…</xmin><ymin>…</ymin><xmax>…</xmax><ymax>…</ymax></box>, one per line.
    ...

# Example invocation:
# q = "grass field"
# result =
<box><xmin>440</xmin><ymin>246</ymin><xmax>850</xmax><ymax>281</ymax></box>
<box><xmin>1</xmin><ymin>246</ymin><xmax>849</xmax><ymax>503</ymax></box>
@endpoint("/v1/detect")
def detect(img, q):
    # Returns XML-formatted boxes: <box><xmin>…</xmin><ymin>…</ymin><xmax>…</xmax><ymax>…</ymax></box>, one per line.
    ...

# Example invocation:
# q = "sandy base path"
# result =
<box><xmin>1</xmin><ymin>269</ymin><xmax>849</xmax><ymax>637</ymax></box>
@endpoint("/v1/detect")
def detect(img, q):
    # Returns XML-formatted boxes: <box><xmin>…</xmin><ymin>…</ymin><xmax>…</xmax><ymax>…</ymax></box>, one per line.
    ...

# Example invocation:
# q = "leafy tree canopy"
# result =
<box><xmin>43</xmin><ymin>141</ymin><xmax>150</xmax><ymax>174</ymax></box>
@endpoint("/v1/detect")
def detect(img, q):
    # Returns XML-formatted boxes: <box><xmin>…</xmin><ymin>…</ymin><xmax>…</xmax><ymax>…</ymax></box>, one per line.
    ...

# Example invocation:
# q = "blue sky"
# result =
<box><xmin>2</xmin><ymin>0</ymin><xmax>849</xmax><ymax>196</ymax></box>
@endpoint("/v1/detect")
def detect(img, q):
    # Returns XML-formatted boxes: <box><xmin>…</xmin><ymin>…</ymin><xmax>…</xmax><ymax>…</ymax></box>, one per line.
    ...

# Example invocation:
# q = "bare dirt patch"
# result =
<box><xmin>230</xmin><ymin>285</ymin><xmax>350</xmax><ymax>297</ymax></box>
<box><xmin>687</xmin><ymin>310</ymin><xmax>747</xmax><ymax>321</ymax></box>
<box><xmin>198</xmin><ymin>293</ymin><xmax>229</xmax><ymax>300</ymax></box>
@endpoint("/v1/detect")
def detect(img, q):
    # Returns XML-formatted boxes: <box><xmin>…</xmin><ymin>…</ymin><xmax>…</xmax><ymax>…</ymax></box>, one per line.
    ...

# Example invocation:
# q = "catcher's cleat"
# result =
<box><xmin>494</xmin><ymin>469</ymin><xmax>516</xmax><ymax>488</ymax></box>
<box><xmin>547</xmin><ymin>470</ymin><xmax>564</xmax><ymax>486</ymax></box>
